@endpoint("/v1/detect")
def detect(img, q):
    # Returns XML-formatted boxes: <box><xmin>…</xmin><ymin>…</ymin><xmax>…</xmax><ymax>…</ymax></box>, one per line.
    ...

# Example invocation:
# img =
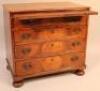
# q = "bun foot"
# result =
<box><xmin>84</xmin><ymin>64</ymin><xmax>86</xmax><ymax>69</ymax></box>
<box><xmin>13</xmin><ymin>81</ymin><xmax>24</xmax><ymax>88</ymax></box>
<box><xmin>74</xmin><ymin>70</ymin><xmax>85</xmax><ymax>76</ymax></box>
<box><xmin>6</xmin><ymin>65</ymin><xmax>10</xmax><ymax>70</ymax></box>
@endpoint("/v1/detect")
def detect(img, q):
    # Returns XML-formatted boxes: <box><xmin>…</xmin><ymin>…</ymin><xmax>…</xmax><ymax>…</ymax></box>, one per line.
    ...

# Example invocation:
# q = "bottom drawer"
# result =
<box><xmin>15</xmin><ymin>52</ymin><xmax>85</xmax><ymax>76</ymax></box>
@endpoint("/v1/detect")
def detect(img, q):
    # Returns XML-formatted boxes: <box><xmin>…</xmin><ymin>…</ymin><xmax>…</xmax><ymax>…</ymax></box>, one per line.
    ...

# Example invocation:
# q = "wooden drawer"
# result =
<box><xmin>15</xmin><ymin>52</ymin><xmax>85</xmax><ymax>76</ymax></box>
<box><xmin>41</xmin><ymin>52</ymin><xmax>85</xmax><ymax>72</ymax></box>
<box><xmin>67</xmin><ymin>38</ymin><xmax>86</xmax><ymax>52</ymax></box>
<box><xmin>15</xmin><ymin>43</ymin><xmax>40</xmax><ymax>59</ymax></box>
<box><xmin>13</xmin><ymin>15</ymin><xmax>88</xmax><ymax>28</ymax></box>
<box><xmin>13</xmin><ymin>25</ymin><xmax>86</xmax><ymax>45</ymax></box>
<box><xmin>41</xmin><ymin>41</ymin><xmax>67</xmax><ymax>54</ymax></box>
<box><xmin>14</xmin><ymin>28</ymin><xmax>38</xmax><ymax>45</ymax></box>
<box><xmin>15</xmin><ymin>60</ymin><xmax>42</xmax><ymax>76</ymax></box>
<box><xmin>41</xmin><ymin>38</ymin><xmax>85</xmax><ymax>55</ymax></box>
<box><xmin>14</xmin><ymin>38</ymin><xmax>85</xmax><ymax>59</ymax></box>
<box><xmin>38</xmin><ymin>25</ymin><xmax>86</xmax><ymax>41</ymax></box>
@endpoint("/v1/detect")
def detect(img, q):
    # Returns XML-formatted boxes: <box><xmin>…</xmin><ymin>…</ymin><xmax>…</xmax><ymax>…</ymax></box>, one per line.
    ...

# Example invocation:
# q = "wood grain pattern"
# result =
<box><xmin>14</xmin><ymin>37</ymin><xmax>85</xmax><ymax>59</ymax></box>
<box><xmin>13</xmin><ymin>16</ymin><xmax>87</xmax><ymax>45</ymax></box>
<box><xmin>3</xmin><ymin>2</ymin><xmax>97</xmax><ymax>87</ymax></box>
<box><xmin>15</xmin><ymin>43</ymin><xmax>40</xmax><ymax>59</ymax></box>
<box><xmin>3</xmin><ymin>2</ymin><xmax>89</xmax><ymax>13</ymax></box>
<box><xmin>13</xmin><ymin>15</ymin><xmax>88</xmax><ymax>28</ymax></box>
<box><xmin>15</xmin><ymin>52</ymin><xmax>85</xmax><ymax>76</ymax></box>
<box><xmin>14</xmin><ymin>25</ymin><xmax>86</xmax><ymax>45</ymax></box>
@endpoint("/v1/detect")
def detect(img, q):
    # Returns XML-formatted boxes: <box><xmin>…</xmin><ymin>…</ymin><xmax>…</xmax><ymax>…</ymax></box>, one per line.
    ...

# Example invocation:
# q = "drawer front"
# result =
<box><xmin>68</xmin><ymin>38</ymin><xmax>86</xmax><ymax>52</ymax></box>
<box><xmin>41</xmin><ymin>52</ymin><xmax>85</xmax><ymax>72</ymax></box>
<box><xmin>38</xmin><ymin>25</ymin><xmax>86</xmax><ymax>41</ymax></box>
<box><xmin>13</xmin><ymin>16</ymin><xmax>87</xmax><ymax>29</ymax></box>
<box><xmin>14</xmin><ymin>25</ymin><xmax>86</xmax><ymax>45</ymax></box>
<box><xmin>15</xmin><ymin>52</ymin><xmax>85</xmax><ymax>76</ymax></box>
<box><xmin>41</xmin><ymin>38</ymin><xmax>85</xmax><ymax>54</ymax></box>
<box><xmin>15</xmin><ymin>60</ymin><xmax>42</xmax><ymax>76</ymax></box>
<box><xmin>62</xmin><ymin>52</ymin><xmax>85</xmax><ymax>69</ymax></box>
<box><xmin>41</xmin><ymin>41</ymin><xmax>67</xmax><ymax>54</ymax></box>
<box><xmin>15</xmin><ymin>43</ymin><xmax>40</xmax><ymax>59</ymax></box>
<box><xmin>14</xmin><ymin>38</ymin><xmax>85</xmax><ymax>59</ymax></box>
<box><xmin>14</xmin><ymin>28</ymin><xmax>38</xmax><ymax>45</ymax></box>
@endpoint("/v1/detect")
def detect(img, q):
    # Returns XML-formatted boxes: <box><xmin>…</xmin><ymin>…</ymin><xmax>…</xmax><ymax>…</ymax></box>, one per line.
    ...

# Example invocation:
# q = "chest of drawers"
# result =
<box><xmin>3</xmin><ymin>2</ymin><xmax>97</xmax><ymax>87</ymax></box>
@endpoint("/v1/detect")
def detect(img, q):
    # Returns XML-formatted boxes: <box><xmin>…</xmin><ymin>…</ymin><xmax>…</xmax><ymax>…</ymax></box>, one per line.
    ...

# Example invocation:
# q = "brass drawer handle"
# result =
<box><xmin>71</xmin><ymin>56</ymin><xmax>79</xmax><ymax>61</ymax></box>
<box><xmin>23</xmin><ymin>63</ymin><xmax>32</xmax><ymax>70</ymax></box>
<box><xmin>72</xmin><ymin>41</ymin><xmax>80</xmax><ymax>47</ymax></box>
<box><xmin>66</xmin><ymin>28</ymin><xmax>81</xmax><ymax>35</ymax></box>
<box><xmin>22</xmin><ymin>48</ymin><xmax>31</xmax><ymax>55</ymax></box>
<box><xmin>21</xmin><ymin>33</ymin><xmax>31</xmax><ymax>40</ymax></box>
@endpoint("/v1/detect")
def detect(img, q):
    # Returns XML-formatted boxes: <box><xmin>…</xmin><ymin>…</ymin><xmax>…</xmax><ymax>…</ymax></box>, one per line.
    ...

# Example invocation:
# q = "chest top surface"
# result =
<box><xmin>3</xmin><ymin>2</ymin><xmax>89</xmax><ymax>13</ymax></box>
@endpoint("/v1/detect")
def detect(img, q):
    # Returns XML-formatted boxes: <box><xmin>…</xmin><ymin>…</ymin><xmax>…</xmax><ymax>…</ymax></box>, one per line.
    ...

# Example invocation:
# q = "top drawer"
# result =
<box><xmin>12</xmin><ymin>15</ymin><xmax>88</xmax><ymax>29</ymax></box>
<box><xmin>13</xmin><ymin>25</ymin><xmax>87</xmax><ymax>45</ymax></box>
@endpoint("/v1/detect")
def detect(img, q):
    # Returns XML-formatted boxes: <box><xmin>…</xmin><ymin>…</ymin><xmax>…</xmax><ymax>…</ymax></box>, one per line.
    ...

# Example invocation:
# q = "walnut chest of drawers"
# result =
<box><xmin>3</xmin><ymin>2</ymin><xmax>97</xmax><ymax>87</ymax></box>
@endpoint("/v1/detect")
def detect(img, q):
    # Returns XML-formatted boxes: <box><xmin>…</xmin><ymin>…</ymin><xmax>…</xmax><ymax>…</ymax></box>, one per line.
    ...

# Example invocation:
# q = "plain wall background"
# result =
<box><xmin>0</xmin><ymin>0</ymin><xmax>100</xmax><ymax>91</ymax></box>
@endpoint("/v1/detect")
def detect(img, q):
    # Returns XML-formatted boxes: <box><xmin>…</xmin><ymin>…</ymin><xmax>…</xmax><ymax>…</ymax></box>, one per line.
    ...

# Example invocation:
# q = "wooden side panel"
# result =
<box><xmin>3</xmin><ymin>7</ymin><xmax>14</xmax><ymax>74</ymax></box>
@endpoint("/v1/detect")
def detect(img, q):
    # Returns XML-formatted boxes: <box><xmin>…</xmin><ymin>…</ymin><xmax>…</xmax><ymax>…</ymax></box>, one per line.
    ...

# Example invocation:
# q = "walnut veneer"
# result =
<box><xmin>3</xmin><ymin>2</ymin><xmax>97</xmax><ymax>87</ymax></box>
